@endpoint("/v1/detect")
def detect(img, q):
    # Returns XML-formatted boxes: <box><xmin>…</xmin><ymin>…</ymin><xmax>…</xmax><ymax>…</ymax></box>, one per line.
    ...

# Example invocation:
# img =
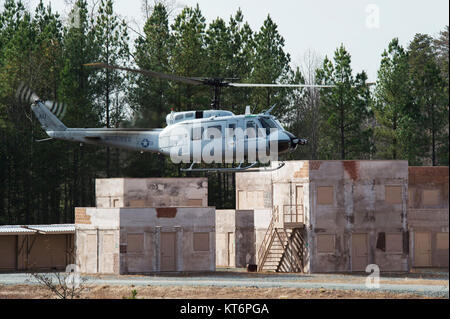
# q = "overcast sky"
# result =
<box><xmin>13</xmin><ymin>0</ymin><xmax>450</xmax><ymax>82</ymax></box>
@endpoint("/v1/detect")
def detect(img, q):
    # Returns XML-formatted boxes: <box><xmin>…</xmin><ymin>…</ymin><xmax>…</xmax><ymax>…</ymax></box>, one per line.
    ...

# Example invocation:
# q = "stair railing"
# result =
<box><xmin>257</xmin><ymin>206</ymin><xmax>277</xmax><ymax>270</ymax></box>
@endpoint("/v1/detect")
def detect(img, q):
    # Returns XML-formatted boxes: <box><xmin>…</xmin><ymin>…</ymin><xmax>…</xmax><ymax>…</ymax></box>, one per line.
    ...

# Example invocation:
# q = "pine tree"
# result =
<box><xmin>373</xmin><ymin>38</ymin><xmax>421</xmax><ymax>161</ymax></box>
<box><xmin>131</xmin><ymin>3</ymin><xmax>171</xmax><ymax>127</ymax></box>
<box><xmin>408</xmin><ymin>34</ymin><xmax>447</xmax><ymax>166</ymax></box>
<box><xmin>433</xmin><ymin>26</ymin><xmax>449</xmax><ymax>165</ymax></box>
<box><xmin>251</xmin><ymin>15</ymin><xmax>291</xmax><ymax>115</ymax></box>
<box><xmin>223</xmin><ymin>9</ymin><xmax>253</xmax><ymax>114</ymax></box>
<box><xmin>58</xmin><ymin>0</ymin><xmax>102</xmax><ymax>217</ymax></box>
<box><xmin>0</xmin><ymin>0</ymin><xmax>68</xmax><ymax>224</ymax></box>
<box><xmin>316</xmin><ymin>44</ymin><xmax>373</xmax><ymax>160</ymax></box>
<box><xmin>92</xmin><ymin>0</ymin><xmax>130</xmax><ymax>177</ymax></box>
<box><xmin>170</xmin><ymin>4</ymin><xmax>208</xmax><ymax>111</ymax></box>
<box><xmin>124</xmin><ymin>3</ymin><xmax>172</xmax><ymax>179</ymax></box>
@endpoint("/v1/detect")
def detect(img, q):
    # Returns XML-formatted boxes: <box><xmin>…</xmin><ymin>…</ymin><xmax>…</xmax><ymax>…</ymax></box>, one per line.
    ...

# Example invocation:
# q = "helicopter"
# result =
<box><xmin>19</xmin><ymin>63</ymin><xmax>334</xmax><ymax>173</ymax></box>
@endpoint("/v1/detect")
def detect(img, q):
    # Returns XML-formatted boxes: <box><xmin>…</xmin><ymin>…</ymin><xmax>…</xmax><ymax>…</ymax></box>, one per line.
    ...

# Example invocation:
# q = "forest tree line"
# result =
<box><xmin>0</xmin><ymin>0</ymin><xmax>448</xmax><ymax>224</ymax></box>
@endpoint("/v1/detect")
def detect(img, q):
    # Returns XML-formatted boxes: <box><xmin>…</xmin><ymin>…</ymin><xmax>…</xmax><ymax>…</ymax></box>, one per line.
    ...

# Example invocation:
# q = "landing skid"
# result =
<box><xmin>180</xmin><ymin>162</ymin><xmax>285</xmax><ymax>173</ymax></box>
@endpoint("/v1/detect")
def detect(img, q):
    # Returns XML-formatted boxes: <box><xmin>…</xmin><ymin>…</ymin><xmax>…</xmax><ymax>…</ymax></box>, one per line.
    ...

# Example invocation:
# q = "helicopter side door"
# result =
<box><xmin>245</xmin><ymin>118</ymin><xmax>260</xmax><ymax>162</ymax></box>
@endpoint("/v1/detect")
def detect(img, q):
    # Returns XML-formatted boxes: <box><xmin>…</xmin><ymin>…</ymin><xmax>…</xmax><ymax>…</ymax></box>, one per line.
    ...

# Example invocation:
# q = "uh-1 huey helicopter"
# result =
<box><xmin>19</xmin><ymin>62</ymin><xmax>334</xmax><ymax>173</ymax></box>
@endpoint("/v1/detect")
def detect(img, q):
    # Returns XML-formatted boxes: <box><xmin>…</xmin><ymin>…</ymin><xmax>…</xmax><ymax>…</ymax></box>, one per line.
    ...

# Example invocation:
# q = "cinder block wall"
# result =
<box><xmin>408</xmin><ymin>167</ymin><xmax>449</xmax><ymax>268</ymax></box>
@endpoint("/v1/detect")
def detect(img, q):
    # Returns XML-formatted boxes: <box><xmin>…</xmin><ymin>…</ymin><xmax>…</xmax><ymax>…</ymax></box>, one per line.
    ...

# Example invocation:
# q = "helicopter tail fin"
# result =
<box><xmin>17</xmin><ymin>83</ymin><xmax>67</xmax><ymax>132</ymax></box>
<box><xmin>31</xmin><ymin>101</ymin><xmax>67</xmax><ymax>132</ymax></box>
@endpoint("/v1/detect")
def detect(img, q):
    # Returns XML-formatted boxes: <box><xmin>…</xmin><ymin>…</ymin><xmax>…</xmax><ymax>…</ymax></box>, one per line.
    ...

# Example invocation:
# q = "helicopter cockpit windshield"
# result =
<box><xmin>259</xmin><ymin>116</ymin><xmax>282</xmax><ymax>134</ymax></box>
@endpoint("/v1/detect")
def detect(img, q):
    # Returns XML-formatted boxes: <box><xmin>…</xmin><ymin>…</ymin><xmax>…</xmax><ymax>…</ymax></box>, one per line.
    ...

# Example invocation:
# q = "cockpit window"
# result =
<box><xmin>274</xmin><ymin>119</ymin><xmax>284</xmax><ymax>129</ymax></box>
<box><xmin>259</xmin><ymin>117</ymin><xmax>277</xmax><ymax>129</ymax></box>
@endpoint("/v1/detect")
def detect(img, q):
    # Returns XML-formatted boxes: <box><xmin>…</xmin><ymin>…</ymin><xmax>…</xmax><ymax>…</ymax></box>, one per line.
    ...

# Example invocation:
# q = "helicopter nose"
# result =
<box><xmin>285</xmin><ymin>131</ymin><xmax>307</xmax><ymax>149</ymax></box>
<box><xmin>268</xmin><ymin>131</ymin><xmax>291</xmax><ymax>153</ymax></box>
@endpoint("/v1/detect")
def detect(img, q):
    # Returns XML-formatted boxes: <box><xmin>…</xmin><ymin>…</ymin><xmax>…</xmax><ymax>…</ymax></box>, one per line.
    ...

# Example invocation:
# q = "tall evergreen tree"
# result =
<box><xmin>170</xmin><ymin>4</ymin><xmax>208</xmax><ymax>111</ymax></box>
<box><xmin>434</xmin><ymin>26</ymin><xmax>449</xmax><ymax>84</ymax></box>
<box><xmin>59</xmin><ymin>0</ymin><xmax>102</xmax><ymax>217</ymax></box>
<box><xmin>433</xmin><ymin>26</ymin><xmax>449</xmax><ymax>165</ymax></box>
<box><xmin>316</xmin><ymin>44</ymin><xmax>373</xmax><ymax>160</ymax></box>
<box><xmin>373</xmin><ymin>38</ymin><xmax>422</xmax><ymax>161</ymax></box>
<box><xmin>226</xmin><ymin>9</ymin><xmax>254</xmax><ymax>115</ymax></box>
<box><xmin>408</xmin><ymin>34</ymin><xmax>448</xmax><ymax>166</ymax></box>
<box><xmin>130</xmin><ymin>3</ymin><xmax>171</xmax><ymax>127</ymax></box>
<box><xmin>92</xmin><ymin>0</ymin><xmax>129</xmax><ymax>176</ymax></box>
<box><xmin>0</xmin><ymin>0</ymin><xmax>69</xmax><ymax>224</ymax></box>
<box><xmin>251</xmin><ymin>15</ymin><xmax>291</xmax><ymax>115</ymax></box>
<box><xmin>125</xmin><ymin>3</ymin><xmax>172</xmax><ymax>178</ymax></box>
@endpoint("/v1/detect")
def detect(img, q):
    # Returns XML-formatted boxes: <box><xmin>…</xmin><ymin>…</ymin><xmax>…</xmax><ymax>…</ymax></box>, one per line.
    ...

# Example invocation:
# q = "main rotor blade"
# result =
<box><xmin>84</xmin><ymin>62</ymin><xmax>204</xmax><ymax>86</ymax></box>
<box><xmin>229</xmin><ymin>82</ymin><xmax>376</xmax><ymax>88</ymax></box>
<box><xmin>228</xmin><ymin>83</ymin><xmax>335</xmax><ymax>88</ymax></box>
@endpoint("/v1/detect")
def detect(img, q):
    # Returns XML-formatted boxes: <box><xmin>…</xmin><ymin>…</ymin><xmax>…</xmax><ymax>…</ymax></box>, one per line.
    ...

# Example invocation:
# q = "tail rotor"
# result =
<box><xmin>17</xmin><ymin>82</ymin><xmax>40</xmax><ymax>105</ymax></box>
<box><xmin>16</xmin><ymin>82</ymin><xmax>67</xmax><ymax>119</ymax></box>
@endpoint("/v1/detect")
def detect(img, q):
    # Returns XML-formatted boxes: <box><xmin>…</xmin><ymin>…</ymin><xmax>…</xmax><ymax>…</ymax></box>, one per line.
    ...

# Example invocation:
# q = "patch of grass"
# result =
<box><xmin>123</xmin><ymin>289</ymin><xmax>138</xmax><ymax>299</ymax></box>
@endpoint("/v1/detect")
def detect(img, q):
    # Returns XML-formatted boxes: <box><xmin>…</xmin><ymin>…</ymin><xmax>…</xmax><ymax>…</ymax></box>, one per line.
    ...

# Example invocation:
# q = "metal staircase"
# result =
<box><xmin>257</xmin><ymin>206</ymin><xmax>307</xmax><ymax>272</ymax></box>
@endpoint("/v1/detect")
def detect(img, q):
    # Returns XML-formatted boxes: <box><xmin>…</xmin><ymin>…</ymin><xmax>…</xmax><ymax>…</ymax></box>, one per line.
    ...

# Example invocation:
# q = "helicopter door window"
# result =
<box><xmin>227</xmin><ymin>123</ymin><xmax>236</xmax><ymax>137</ymax></box>
<box><xmin>246</xmin><ymin>121</ymin><xmax>257</xmax><ymax>138</ymax></box>
<box><xmin>205</xmin><ymin>125</ymin><xmax>222</xmax><ymax>139</ymax></box>
<box><xmin>195</xmin><ymin>111</ymin><xmax>203</xmax><ymax>119</ymax></box>
<box><xmin>192</xmin><ymin>127</ymin><xmax>204</xmax><ymax>140</ymax></box>
<box><xmin>259</xmin><ymin>117</ymin><xmax>277</xmax><ymax>135</ymax></box>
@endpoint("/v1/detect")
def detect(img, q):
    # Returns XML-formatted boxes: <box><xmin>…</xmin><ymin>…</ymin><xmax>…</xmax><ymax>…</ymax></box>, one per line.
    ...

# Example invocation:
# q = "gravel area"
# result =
<box><xmin>0</xmin><ymin>268</ymin><xmax>448</xmax><ymax>298</ymax></box>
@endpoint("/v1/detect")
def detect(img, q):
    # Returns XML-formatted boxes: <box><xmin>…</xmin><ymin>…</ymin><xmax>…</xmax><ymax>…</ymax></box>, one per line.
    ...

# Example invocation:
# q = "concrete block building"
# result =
<box><xmin>75</xmin><ymin>178</ymin><xmax>215</xmax><ymax>274</ymax></box>
<box><xmin>75</xmin><ymin>207</ymin><xmax>215</xmax><ymax>274</ymax></box>
<box><xmin>408</xmin><ymin>167</ymin><xmax>449</xmax><ymax>268</ymax></box>
<box><xmin>230</xmin><ymin>160</ymin><xmax>427</xmax><ymax>273</ymax></box>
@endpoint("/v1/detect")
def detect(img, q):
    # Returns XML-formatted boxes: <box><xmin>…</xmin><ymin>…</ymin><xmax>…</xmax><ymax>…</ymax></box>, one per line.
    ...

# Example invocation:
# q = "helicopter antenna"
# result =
<box><xmin>264</xmin><ymin>104</ymin><xmax>277</xmax><ymax>115</ymax></box>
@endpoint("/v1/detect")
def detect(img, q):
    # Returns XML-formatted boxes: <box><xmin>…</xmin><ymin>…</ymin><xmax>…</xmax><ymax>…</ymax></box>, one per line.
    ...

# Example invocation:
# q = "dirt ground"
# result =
<box><xmin>0</xmin><ymin>284</ymin><xmax>443</xmax><ymax>299</ymax></box>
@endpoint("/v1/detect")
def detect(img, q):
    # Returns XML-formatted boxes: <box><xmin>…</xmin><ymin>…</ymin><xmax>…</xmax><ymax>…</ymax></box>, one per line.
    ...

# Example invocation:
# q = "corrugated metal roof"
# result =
<box><xmin>27</xmin><ymin>224</ymin><xmax>75</xmax><ymax>233</ymax></box>
<box><xmin>0</xmin><ymin>225</ymin><xmax>36</xmax><ymax>234</ymax></box>
<box><xmin>0</xmin><ymin>224</ymin><xmax>75</xmax><ymax>235</ymax></box>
